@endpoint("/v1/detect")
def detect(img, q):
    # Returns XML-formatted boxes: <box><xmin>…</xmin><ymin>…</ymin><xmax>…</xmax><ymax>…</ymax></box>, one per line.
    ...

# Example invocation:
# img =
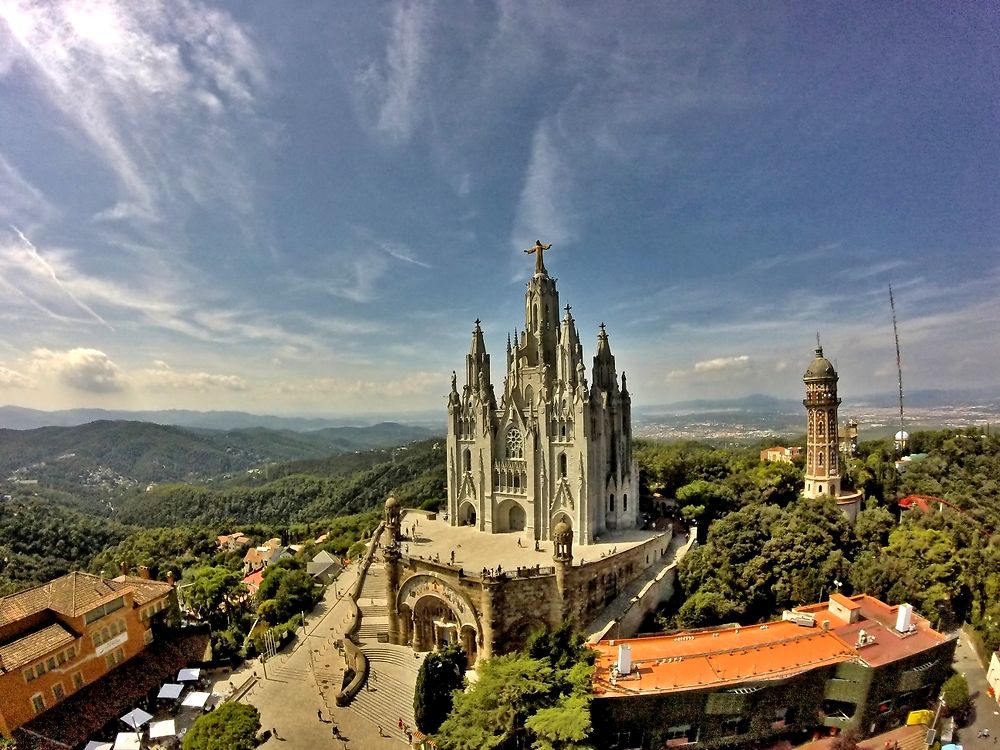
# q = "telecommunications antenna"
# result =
<box><xmin>889</xmin><ymin>284</ymin><xmax>904</xmax><ymax>443</ymax></box>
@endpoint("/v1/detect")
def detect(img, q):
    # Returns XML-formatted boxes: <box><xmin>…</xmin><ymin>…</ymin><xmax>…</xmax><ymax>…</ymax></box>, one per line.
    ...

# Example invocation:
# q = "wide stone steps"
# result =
<box><xmin>347</xmin><ymin>644</ymin><xmax>426</xmax><ymax>735</ymax></box>
<box><xmin>360</xmin><ymin>603</ymin><xmax>389</xmax><ymax>618</ymax></box>
<box><xmin>357</xmin><ymin>618</ymin><xmax>388</xmax><ymax>640</ymax></box>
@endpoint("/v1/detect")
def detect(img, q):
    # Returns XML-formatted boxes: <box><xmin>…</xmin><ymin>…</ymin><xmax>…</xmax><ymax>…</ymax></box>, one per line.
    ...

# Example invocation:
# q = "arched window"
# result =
<box><xmin>559</xmin><ymin>453</ymin><xmax>567</xmax><ymax>478</ymax></box>
<box><xmin>513</xmin><ymin>473</ymin><xmax>520</xmax><ymax>490</ymax></box>
<box><xmin>609</xmin><ymin>494</ymin><xmax>615</xmax><ymax>512</ymax></box>
<box><xmin>463</xmin><ymin>449</ymin><xmax>471</xmax><ymax>472</ymax></box>
<box><xmin>560</xmin><ymin>422</ymin><xmax>566</xmax><ymax>439</ymax></box>
<box><xmin>623</xmin><ymin>493</ymin><xmax>628</xmax><ymax>511</ymax></box>
<box><xmin>507</xmin><ymin>428</ymin><xmax>523</xmax><ymax>459</ymax></box>
<box><xmin>818</xmin><ymin>484</ymin><xmax>824</xmax><ymax>494</ymax></box>
<box><xmin>818</xmin><ymin>451</ymin><xmax>824</xmax><ymax>466</ymax></box>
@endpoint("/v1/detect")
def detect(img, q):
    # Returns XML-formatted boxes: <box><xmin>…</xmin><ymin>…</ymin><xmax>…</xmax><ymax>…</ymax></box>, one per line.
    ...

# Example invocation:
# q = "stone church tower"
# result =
<box><xmin>446</xmin><ymin>245</ymin><xmax>638</xmax><ymax>545</ymax></box>
<box><xmin>803</xmin><ymin>343</ymin><xmax>841</xmax><ymax>498</ymax></box>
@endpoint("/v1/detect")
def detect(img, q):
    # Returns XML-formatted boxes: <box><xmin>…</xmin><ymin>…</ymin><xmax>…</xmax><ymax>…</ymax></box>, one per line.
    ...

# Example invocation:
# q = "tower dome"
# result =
<box><xmin>804</xmin><ymin>346</ymin><xmax>836</xmax><ymax>379</ymax></box>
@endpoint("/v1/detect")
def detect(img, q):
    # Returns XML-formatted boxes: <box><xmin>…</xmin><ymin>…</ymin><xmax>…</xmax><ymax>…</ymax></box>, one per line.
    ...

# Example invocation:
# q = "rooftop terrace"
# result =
<box><xmin>398</xmin><ymin>509</ymin><xmax>666</xmax><ymax>574</ymax></box>
<box><xmin>592</xmin><ymin>594</ymin><xmax>952</xmax><ymax>697</ymax></box>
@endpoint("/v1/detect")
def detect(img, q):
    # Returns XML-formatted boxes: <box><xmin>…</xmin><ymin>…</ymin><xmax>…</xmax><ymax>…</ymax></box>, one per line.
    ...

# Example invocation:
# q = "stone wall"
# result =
<box><xmin>390</xmin><ymin>530</ymin><xmax>675</xmax><ymax>658</ymax></box>
<box><xmin>562</xmin><ymin>531</ymin><xmax>673</xmax><ymax>628</ymax></box>
<box><xmin>590</xmin><ymin>530</ymin><xmax>696</xmax><ymax>641</ymax></box>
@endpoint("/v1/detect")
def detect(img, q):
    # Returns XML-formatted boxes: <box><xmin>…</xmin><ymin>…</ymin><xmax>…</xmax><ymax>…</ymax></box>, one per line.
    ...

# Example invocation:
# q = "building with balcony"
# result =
<box><xmin>0</xmin><ymin>571</ymin><xmax>175</xmax><ymax>738</ymax></box>
<box><xmin>589</xmin><ymin>594</ymin><xmax>956</xmax><ymax>749</ymax></box>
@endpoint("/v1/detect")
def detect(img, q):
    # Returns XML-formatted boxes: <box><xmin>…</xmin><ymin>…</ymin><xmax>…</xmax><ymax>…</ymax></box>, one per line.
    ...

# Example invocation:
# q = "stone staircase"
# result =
<box><xmin>357</xmin><ymin>565</ymin><xmax>389</xmax><ymax>641</ymax></box>
<box><xmin>350</xmin><ymin>643</ymin><xmax>427</xmax><ymax>738</ymax></box>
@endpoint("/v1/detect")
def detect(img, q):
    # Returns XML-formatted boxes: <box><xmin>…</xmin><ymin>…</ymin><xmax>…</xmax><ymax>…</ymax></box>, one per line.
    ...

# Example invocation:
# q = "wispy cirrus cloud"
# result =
<box><xmin>0</xmin><ymin>0</ymin><xmax>269</xmax><ymax>223</ymax></box>
<box><xmin>510</xmin><ymin>119</ymin><xmax>576</xmax><ymax>269</ymax></box>
<box><xmin>356</xmin><ymin>0</ymin><xmax>435</xmax><ymax>143</ymax></box>
<box><xmin>9</xmin><ymin>225</ymin><xmax>114</xmax><ymax>330</ymax></box>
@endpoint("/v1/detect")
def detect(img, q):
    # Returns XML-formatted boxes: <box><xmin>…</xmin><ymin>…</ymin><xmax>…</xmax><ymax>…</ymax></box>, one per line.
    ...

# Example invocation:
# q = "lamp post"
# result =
<box><xmin>925</xmin><ymin>694</ymin><xmax>945</xmax><ymax>749</ymax></box>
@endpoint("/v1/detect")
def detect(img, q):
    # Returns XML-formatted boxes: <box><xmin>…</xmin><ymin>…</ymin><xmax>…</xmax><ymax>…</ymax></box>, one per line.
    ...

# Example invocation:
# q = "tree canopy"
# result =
<box><xmin>182</xmin><ymin>702</ymin><xmax>260</xmax><ymax>750</ymax></box>
<box><xmin>435</xmin><ymin>623</ymin><xmax>595</xmax><ymax>750</ymax></box>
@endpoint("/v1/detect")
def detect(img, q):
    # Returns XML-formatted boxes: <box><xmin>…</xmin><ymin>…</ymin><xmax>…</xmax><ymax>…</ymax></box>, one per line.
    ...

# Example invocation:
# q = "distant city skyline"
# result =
<box><xmin>0</xmin><ymin>2</ymin><xmax>997</xmax><ymax>415</ymax></box>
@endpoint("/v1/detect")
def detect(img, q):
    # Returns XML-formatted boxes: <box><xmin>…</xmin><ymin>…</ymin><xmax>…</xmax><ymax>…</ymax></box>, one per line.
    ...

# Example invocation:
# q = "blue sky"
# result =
<box><xmin>0</xmin><ymin>1</ymin><xmax>997</xmax><ymax>415</ymax></box>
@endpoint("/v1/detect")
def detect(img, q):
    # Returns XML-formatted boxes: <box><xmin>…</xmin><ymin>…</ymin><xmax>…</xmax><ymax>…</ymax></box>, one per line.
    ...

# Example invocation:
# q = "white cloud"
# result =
<box><xmin>28</xmin><ymin>347</ymin><xmax>124</xmax><ymax>393</ymax></box>
<box><xmin>0</xmin><ymin>366</ymin><xmax>35</xmax><ymax>389</ymax></box>
<box><xmin>356</xmin><ymin>0</ymin><xmax>434</xmax><ymax>143</ymax></box>
<box><xmin>136</xmin><ymin>361</ymin><xmax>248</xmax><ymax>392</ymax></box>
<box><xmin>694</xmin><ymin>355</ymin><xmax>752</xmax><ymax>373</ymax></box>
<box><xmin>283</xmin><ymin>371</ymin><xmax>444</xmax><ymax>400</ymax></box>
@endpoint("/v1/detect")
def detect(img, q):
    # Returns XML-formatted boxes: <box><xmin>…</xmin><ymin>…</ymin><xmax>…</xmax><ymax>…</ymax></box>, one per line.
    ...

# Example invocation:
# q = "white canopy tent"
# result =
<box><xmin>113</xmin><ymin>733</ymin><xmax>141</xmax><ymax>750</ymax></box>
<box><xmin>149</xmin><ymin>719</ymin><xmax>177</xmax><ymax>739</ymax></box>
<box><xmin>119</xmin><ymin>708</ymin><xmax>153</xmax><ymax>729</ymax></box>
<box><xmin>84</xmin><ymin>742</ymin><xmax>113</xmax><ymax>750</ymax></box>
<box><xmin>177</xmin><ymin>667</ymin><xmax>201</xmax><ymax>681</ymax></box>
<box><xmin>157</xmin><ymin>683</ymin><xmax>184</xmax><ymax>700</ymax></box>
<box><xmin>181</xmin><ymin>691</ymin><xmax>211</xmax><ymax>709</ymax></box>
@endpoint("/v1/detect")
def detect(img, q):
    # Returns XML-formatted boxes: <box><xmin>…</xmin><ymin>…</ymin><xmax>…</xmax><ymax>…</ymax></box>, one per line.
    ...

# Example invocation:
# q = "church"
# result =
<box><xmin>380</xmin><ymin>244</ymin><xmax>674</xmax><ymax>662</ymax></box>
<box><xmin>445</xmin><ymin>241</ymin><xmax>639</xmax><ymax>545</ymax></box>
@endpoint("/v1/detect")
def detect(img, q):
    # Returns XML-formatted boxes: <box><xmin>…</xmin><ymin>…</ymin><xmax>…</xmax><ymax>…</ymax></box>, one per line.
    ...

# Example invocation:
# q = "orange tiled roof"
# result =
<box><xmin>0</xmin><ymin>622</ymin><xmax>76</xmax><ymax>673</ymax></box>
<box><xmin>592</xmin><ymin>620</ymin><xmax>856</xmax><ymax>697</ymax></box>
<box><xmin>592</xmin><ymin>595</ymin><xmax>951</xmax><ymax>697</ymax></box>
<box><xmin>111</xmin><ymin>576</ymin><xmax>173</xmax><ymax>606</ymax></box>
<box><xmin>0</xmin><ymin>572</ymin><xmax>131</xmax><ymax>627</ymax></box>
<box><xmin>243</xmin><ymin>570</ymin><xmax>264</xmax><ymax>590</ymax></box>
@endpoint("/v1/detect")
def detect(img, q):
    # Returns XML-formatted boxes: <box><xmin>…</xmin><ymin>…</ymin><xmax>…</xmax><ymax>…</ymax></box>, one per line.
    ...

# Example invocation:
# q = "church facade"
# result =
<box><xmin>445</xmin><ymin>245</ymin><xmax>638</xmax><ymax>545</ymax></box>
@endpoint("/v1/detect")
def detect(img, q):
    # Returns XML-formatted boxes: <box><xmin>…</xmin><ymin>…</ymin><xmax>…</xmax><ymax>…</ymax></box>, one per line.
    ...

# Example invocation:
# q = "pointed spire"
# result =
<box><xmin>592</xmin><ymin>323</ymin><xmax>618</xmax><ymax>392</ymax></box>
<box><xmin>466</xmin><ymin>319</ymin><xmax>491</xmax><ymax>396</ymax></box>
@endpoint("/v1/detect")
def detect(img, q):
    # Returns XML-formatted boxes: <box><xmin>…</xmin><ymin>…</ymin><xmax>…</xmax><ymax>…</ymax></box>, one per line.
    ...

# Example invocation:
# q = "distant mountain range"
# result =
<box><xmin>637</xmin><ymin>388</ymin><xmax>1000</xmax><ymax>416</ymax></box>
<box><xmin>0</xmin><ymin>419</ymin><xmax>438</xmax><ymax>486</ymax></box>
<box><xmin>0</xmin><ymin>405</ymin><xmax>444</xmax><ymax>432</ymax></box>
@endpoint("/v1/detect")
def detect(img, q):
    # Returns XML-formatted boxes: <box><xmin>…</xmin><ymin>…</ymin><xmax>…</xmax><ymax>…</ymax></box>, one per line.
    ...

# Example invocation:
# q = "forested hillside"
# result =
<box><xmin>0</xmin><ymin>437</ymin><xmax>442</xmax><ymax>596</ymax></box>
<box><xmin>649</xmin><ymin>427</ymin><xmax>1000</xmax><ymax>655</ymax></box>
<box><xmin>114</xmin><ymin>438</ymin><xmax>445</xmax><ymax>526</ymax></box>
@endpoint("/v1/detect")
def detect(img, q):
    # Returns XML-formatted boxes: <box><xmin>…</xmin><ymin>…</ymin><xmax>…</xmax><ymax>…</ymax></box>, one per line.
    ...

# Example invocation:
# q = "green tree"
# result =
<box><xmin>941</xmin><ymin>673</ymin><xmax>971</xmax><ymax>714</ymax></box>
<box><xmin>185</xmin><ymin>566</ymin><xmax>245</xmax><ymax>623</ymax></box>
<box><xmin>436</xmin><ymin>654</ymin><xmax>555</xmax><ymax>749</ymax></box>
<box><xmin>415</xmin><ymin>644</ymin><xmax>466</xmax><ymax>733</ymax></box>
<box><xmin>183</xmin><ymin>702</ymin><xmax>260</xmax><ymax>750</ymax></box>
<box><xmin>436</xmin><ymin>624</ymin><xmax>595</xmax><ymax>750</ymax></box>
<box><xmin>523</xmin><ymin>694</ymin><xmax>593</xmax><ymax>750</ymax></box>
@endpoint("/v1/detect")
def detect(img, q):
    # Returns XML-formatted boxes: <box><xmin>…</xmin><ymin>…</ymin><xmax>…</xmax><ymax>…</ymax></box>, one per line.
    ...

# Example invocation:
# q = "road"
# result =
<box><xmin>952</xmin><ymin>630</ymin><xmax>1000</xmax><ymax>750</ymax></box>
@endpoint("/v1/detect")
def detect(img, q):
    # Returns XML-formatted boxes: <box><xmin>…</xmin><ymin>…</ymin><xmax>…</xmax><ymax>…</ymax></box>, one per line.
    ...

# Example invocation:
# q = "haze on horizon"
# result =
<box><xmin>0</xmin><ymin>2</ymin><xmax>997</xmax><ymax>416</ymax></box>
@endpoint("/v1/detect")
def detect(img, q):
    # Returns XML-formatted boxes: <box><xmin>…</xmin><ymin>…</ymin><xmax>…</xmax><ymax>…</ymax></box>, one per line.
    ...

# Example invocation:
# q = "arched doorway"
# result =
<box><xmin>459</xmin><ymin>501</ymin><xmax>477</xmax><ymax>526</ymax></box>
<box><xmin>412</xmin><ymin>595</ymin><xmax>464</xmax><ymax>652</ymax></box>
<box><xmin>509</xmin><ymin>504</ymin><xmax>526</xmax><ymax>531</ymax></box>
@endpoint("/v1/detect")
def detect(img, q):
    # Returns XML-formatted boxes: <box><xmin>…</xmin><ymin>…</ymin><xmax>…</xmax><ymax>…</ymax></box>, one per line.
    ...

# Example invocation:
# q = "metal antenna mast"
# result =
<box><xmin>889</xmin><ymin>284</ymin><xmax>904</xmax><ymax>442</ymax></box>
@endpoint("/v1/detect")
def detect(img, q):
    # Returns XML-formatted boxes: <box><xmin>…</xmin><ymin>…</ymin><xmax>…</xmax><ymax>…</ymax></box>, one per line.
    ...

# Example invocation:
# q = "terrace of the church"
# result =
<box><xmin>395</xmin><ymin>508</ymin><xmax>669</xmax><ymax>573</ymax></box>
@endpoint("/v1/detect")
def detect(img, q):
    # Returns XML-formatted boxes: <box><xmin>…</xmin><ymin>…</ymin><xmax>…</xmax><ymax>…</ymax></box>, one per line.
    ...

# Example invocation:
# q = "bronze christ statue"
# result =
<box><xmin>524</xmin><ymin>240</ymin><xmax>552</xmax><ymax>275</ymax></box>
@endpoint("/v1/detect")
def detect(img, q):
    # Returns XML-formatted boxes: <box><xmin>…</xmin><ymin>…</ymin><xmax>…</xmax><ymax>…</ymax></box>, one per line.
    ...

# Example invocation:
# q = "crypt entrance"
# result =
<box><xmin>395</xmin><ymin>574</ymin><xmax>481</xmax><ymax>665</ymax></box>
